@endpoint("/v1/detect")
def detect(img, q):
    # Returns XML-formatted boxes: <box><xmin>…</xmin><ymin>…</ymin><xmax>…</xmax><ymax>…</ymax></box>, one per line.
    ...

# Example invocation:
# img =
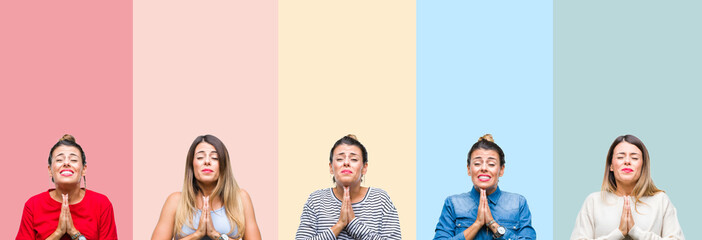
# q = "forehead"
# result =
<box><xmin>614</xmin><ymin>141</ymin><xmax>642</xmax><ymax>154</ymax></box>
<box><xmin>52</xmin><ymin>145</ymin><xmax>81</xmax><ymax>157</ymax></box>
<box><xmin>333</xmin><ymin>144</ymin><xmax>362</xmax><ymax>155</ymax></box>
<box><xmin>195</xmin><ymin>142</ymin><xmax>217</xmax><ymax>153</ymax></box>
<box><xmin>470</xmin><ymin>149</ymin><xmax>499</xmax><ymax>159</ymax></box>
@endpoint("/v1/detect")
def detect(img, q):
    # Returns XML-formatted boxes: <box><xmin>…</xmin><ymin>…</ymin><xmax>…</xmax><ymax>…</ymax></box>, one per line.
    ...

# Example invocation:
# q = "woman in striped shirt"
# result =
<box><xmin>295</xmin><ymin>135</ymin><xmax>402</xmax><ymax>240</ymax></box>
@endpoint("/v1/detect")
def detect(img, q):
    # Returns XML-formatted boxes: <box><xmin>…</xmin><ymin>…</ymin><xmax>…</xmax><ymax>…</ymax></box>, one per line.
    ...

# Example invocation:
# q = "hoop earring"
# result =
<box><xmin>362</xmin><ymin>174</ymin><xmax>366</xmax><ymax>185</ymax></box>
<box><xmin>331</xmin><ymin>174</ymin><xmax>336</xmax><ymax>188</ymax></box>
<box><xmin>83</xmin><ymin>176</ymin><xmax>87</xmax><ymax>189</ymax></box>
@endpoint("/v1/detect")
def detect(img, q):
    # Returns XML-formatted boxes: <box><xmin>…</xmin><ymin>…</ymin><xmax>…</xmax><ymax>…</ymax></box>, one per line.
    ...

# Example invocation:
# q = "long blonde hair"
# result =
<box><xmin>174</xmin><ymin>135</ymin><xmax>245</xmax><ymax>238</ymax></box>
<box><xmin>602</xmin><ymin>135</ymin><xmax>663</xmax><ymax>210</ymax></box>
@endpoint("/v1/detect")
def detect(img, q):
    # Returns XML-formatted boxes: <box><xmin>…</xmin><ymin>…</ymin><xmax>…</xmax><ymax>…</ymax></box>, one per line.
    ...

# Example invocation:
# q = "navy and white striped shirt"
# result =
<box><xmin>296</xmin><ymin>187</ymin><xmax>402</xmax><ymax>240</ymax></box>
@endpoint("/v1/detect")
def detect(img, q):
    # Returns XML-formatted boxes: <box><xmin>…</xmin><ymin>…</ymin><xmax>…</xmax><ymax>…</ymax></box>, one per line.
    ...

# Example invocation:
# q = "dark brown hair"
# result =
<box><xmin>467</xmin><ymin>134</ymin><xmax>505</xmax><ymax>166</ymax></box>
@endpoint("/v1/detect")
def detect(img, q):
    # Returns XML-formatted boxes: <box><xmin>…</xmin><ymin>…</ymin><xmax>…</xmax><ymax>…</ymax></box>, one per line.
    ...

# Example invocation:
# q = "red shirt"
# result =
<box><xmin>16</xmin><ymin>189</ymin><xmax>118</xmax><ymax>240</ymax></box>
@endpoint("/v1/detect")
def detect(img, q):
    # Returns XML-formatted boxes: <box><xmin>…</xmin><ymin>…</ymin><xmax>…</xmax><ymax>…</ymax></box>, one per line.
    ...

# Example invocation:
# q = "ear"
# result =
<box><xmin>499</xmin><ymin>165</ymin><xmax>505</xmax><ymax>177</ymax></box>
<box><xmin>48</xmin><ymin>165</ymin><xmax>52</xmax><ymax>177</ymax></box>
<box><xmin>82</xmin><ymin>164</ymin><xmax>88</xmax><ymax>176</ymax></box>
<box><xmin>466</xmin><ymin>164</ymin><xmax>471</xmax><ymax>176</ymax></box>
<box><xmin>329</xmin><ymin>162</ymin><xmax>333</xmax><ymax>174</ymax></box>
<box><xmin>362</xmin><ymin>162</ymin><xmax>368</xmax><ymax>176</ymax></box>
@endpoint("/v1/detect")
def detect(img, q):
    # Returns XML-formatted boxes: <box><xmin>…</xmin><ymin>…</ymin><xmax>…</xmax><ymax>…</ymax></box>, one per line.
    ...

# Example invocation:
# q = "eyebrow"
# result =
<box><xmin>196</xmin><ymin>150</ymin><xmax>217</xmax><ymax>154</ymax></box>
<box><xmin>616</xmin><ymin>152</ymin><xmax>640</xmax><ymax>155</ymax></box>
<box><xmin>336</xmin><ymin>152</ymin><xmax>358</xmax><ymax>156</ymax></box>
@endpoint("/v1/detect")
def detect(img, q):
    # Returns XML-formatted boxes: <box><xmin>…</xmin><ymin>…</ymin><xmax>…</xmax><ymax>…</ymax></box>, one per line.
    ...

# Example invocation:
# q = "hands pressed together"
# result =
<box><xmin>618</xmin><ymin>196</ymin><xmax>635</xmax><ymax>237</ymax></box>
<box><xmin>53</xmin><ymin>194</ymin><xmax>80</xmax><ymax>239</ymax></box>
<box><xmin>194</xmin><ymin>196</ymin><xmax>225</xmax><ymax>240</ymax></box>
<box><xmin>331</xmin><ymin>186</ymin><xmax>356</xmax><ymax>236</ymax></box>
<box><xmin>474</xmin><ymin>189</ymin><xmax>495</xmax><ymax>227</ymax></box>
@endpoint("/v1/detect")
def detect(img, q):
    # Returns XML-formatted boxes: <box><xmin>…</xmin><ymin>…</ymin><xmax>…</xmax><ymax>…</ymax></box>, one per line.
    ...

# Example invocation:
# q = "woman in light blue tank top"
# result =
<box><xmin>152</xmin><ymin>135</ymin><xmax>262</xmax><ymax>240</ymax></box>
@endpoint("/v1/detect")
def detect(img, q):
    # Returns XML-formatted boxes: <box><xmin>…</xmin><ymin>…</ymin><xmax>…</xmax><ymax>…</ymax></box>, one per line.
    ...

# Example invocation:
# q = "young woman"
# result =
<box><xmin>151</xmin><ymin>135</ymin><xmax>261</xmax><ymax>240</ymax></box>
<box><xmin>295</xmin><ymin>134</ymin><xmax>402</xmax><ymax>240</ymax></box>
<box><xmin>433</xmin><ymin>134</ymin><xmax>535</xmax><ymax>240</ymax></box>
<box><xmin>570</xmin><ymin>135</ymin><xmax>684</xmax><ymax>239</ymax></box>
<box><xmin>16</xmin><ymin>134</ymin><xmax>117</xmax><ymax>240</ymax></box>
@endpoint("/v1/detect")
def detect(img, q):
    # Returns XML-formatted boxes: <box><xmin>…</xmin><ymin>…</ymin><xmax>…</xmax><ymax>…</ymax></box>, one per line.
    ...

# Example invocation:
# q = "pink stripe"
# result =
<box><xmin>0</xmin><ymin>1</ymin><xmax>132</xmax><ymax>239</ymax></box>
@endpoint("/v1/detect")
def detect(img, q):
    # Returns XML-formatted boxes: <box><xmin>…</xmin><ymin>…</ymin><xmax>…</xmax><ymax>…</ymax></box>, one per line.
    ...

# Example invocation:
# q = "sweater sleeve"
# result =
<box><xmin>98</xmin><ymin>197</ymin><xmax>118</xmax><ymax>240</ymax></box>
<box><xmin>570</xmin><ymin>194</ymin><xmax>625</xmax><ymax>240</ymax></box>
<box><xmin>627</xmin><ymin>194</ymin><xmax>685</xmax><ymax>240</ymax></box>
<box><xmin>295</xmin><ymin>197</ymin><xmax>337</xmax><ymax>240</ymax></box>
<box><xmin>345</xmin><ymin>195</ymin><xmax>401</xmax><ymax>240</ymax></box>
<box><xmin>16</xmin><ymin>199</ymin><xmax>37</xmax><ymax>240</ymax></box>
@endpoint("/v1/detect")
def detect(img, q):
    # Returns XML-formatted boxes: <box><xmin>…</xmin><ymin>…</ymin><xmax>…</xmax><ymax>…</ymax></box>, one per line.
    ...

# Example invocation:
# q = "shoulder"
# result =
<box><xmin>581</xmin><ymin>191</ymin><xmax>606</xmax><ymax>206</ymax></box>
<box><xmin>238</xmin><ymin>188</ymin><xmax>253</xmax><ymax>205</ymax></box>
<box><xmin>160</xmin><ymin>191</ymin><xmax>182</xmax><ymax>210</ymax></box>
<box><xmin>367</xmin><ymin>187</ymin><xmax>393</xmax><ymax>202</ymax></box>
<box><xmin>444</xmin><ymin>192</ymin><xmax>471</xmax><ymax>204</ymax></box>
<box><xmin>23</xmin><ymin>191</ymin><xmax>50</xmax><ymax>208</ymax></box>
<box><xmin>307</xmin><ymin>188</ymin><xmax>332</xmax><ymax>200</ymax></box>
<box><xmin>646</xmin><ymin>191</ymin><xmax>673</xmax><ymax>205</ymax></box>
<box><xmin>166</xmin><ymin>191</ymin><xmax>182</xmax><ymax>203</ymax></box>
<box><xmin>85</xmin><ymin>189</ymin><xmax>112</xmax><ymax>202</ymax></box>
<box><xmin>499</xmin><ymin>190</ymin><xmax>528</xmax><ymax>201</ymax></box>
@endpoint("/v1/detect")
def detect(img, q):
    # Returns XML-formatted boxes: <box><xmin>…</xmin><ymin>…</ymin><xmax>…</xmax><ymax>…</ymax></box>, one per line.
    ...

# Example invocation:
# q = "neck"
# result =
<box><xmin>475</xmin><ymin>185</ymin><xmax>498</xmax><ymax>195</ymax></box>
<box><xmin>53</xmin><ymin>184</ymin><xmax>82</xmax><ymax>202</ymax></box>
<box><xmin>616</xmin><ymin>182</ymin><xmax>635</xmax><ymax>196</ymax></box>
<box><xmin>199</xmin><ymin>183</ymin><xmax>216</xmax><ymax>197</ymax></box>
<box><xmin>334</xmin><ymin>182</ymin><xmax>363</xmax><ymax>199</ymax></box>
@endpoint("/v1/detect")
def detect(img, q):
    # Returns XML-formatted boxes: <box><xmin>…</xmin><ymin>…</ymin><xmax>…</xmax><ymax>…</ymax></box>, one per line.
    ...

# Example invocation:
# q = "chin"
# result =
<box><xmin>473</xmin><ymin>182</ymin><xmax>496</xmax><ymax>190</ymax></box>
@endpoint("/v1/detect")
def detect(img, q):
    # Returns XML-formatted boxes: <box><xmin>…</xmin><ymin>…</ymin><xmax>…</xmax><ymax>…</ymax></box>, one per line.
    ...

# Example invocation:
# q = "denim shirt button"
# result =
<box><xmin>457</xmin><ymin>223</ymin><xmax>461</xmax><ymax>227</ymax></box>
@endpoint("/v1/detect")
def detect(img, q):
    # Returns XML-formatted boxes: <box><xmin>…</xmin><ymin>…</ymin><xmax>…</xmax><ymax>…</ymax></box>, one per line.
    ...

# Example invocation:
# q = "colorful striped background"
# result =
<box><xmin>2</xmin><ymin>0</ymin><xmax>700</xmax><ymax>239</ymax></box>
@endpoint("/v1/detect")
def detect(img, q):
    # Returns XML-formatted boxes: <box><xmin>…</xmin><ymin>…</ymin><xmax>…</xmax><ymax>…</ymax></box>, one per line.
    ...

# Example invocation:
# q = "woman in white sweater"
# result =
<box><xmin>570</xmin><ymin>135</ymin><xmax>684</xmax><ymax>240</ymax></box>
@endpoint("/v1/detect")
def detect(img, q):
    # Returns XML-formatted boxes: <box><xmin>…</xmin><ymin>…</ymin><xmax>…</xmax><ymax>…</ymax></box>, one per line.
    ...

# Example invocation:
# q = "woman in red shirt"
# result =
<box><xmin>16</xmin><ymin>134</ymin><xmax>118</xmax><ymax>240</ymax></box>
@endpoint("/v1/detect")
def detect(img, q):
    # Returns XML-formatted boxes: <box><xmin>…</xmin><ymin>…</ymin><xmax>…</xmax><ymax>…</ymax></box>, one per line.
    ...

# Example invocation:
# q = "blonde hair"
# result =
<box><xmin>602</xmin><ymin>135</ymin><xmax>663</xmax><ymax>210</ymax></box>
<box><xmin>174</xmin><ymin>135</ymin><xmax>245</xmax><ymax>238</ymax></box>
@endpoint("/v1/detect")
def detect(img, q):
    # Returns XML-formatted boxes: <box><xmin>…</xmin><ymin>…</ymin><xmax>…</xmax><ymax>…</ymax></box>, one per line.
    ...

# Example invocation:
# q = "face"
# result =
<box><xmin>610</xmin><ymin>141</ymin><xmax>643</xmax><ymax>186</ymax></box>
<box><xmin>48</xmin><ymin>146</ymin><xmax>86</xmax><ymax>186</ymax></box>
<box><xmin>329</xmin><ymin>144</ymin><xmax>367</xmax><ymax>187</ymax></box>
<box><xmin>467</xmin><ymin>149</ymin><xmax>504</xmax><ymax>192</ymax></box>
<box><xmin>193</xmin><ymin>142</ymin><xmax>220</xmax><ymax>185</ymax></box>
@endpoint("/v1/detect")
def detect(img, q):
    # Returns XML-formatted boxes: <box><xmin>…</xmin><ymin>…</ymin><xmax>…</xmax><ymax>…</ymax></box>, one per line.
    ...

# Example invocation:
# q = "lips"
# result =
<box><xmin>477</xmin><ymin>174</ymin><xmax>491</xmax><ymax>182</ymax></box>
<box><xmin>202</xmin><ymin>169</ymin><xmax>214</xmax><ymax>173</ymax></box>
<box><xmin>341</xmin><ymin>169</ymin><xmax>352</xmax><ymax>174</ymax></box>
<box><xmin>59</xmin><ymin>169</ymin><xmax>74</xmax><ymax>176</ymax></box>
<box><xmin>622</xmin><ymin>168</ymin><xmax>633</xmax><ymax>173</ymax></box>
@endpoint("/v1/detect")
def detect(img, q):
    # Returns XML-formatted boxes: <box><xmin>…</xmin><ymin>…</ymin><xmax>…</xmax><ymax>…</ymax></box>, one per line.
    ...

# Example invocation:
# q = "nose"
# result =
<box><xmin>479</xmin><ymin>163</ymin><xmax>487</xmax><ymax>171</ymax></box>
<box><xmin>624</xmin><ymin>156</ymin><xmax>632</xmax><ymax>165</ymax></box>
<box><xmin>343</xmin><ymin>157</ymin><xmax>350</xmax><ymax>166</ymax></box>
<box><xmin>204</xmin><ymin>156</ymin><xmax>212</xmax><ymax>165</ymax></box>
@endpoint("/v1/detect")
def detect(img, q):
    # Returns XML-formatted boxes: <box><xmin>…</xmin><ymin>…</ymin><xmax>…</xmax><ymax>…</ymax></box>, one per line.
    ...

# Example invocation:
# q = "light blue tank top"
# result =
<box><xmin>176</xmin><ymin>207</ymin><xmax>238</xmax><ymax>240</ymax></box>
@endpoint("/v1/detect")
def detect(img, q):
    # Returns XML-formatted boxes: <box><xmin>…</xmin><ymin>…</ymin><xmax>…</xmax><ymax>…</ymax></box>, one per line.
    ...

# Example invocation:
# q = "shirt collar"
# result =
<box><xmin>469</xmin><ymin>186</ymin><xmax>502</xmax><ymax>205</ymax></box>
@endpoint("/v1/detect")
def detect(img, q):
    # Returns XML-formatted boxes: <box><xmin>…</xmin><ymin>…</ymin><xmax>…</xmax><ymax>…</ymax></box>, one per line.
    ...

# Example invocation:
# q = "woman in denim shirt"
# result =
<box><xmin>433</xmin><ymin>134</ymin><xmax>536</xmax><ymax>240</ymax></box>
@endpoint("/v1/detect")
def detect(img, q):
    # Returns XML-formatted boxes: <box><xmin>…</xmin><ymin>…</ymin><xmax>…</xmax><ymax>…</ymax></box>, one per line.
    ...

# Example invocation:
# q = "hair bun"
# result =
<box><xmin>346</xmin><ymin>134</ymin><xmax>358</xmax><ymax>140</ymax></box>
<box><xmin>479</xmin><ymin>134</ymin><xmax>494</xmax><ymax>143</ymax></box>
<box><xmin>60</xmin><ymin>134</ymin><xmax>76</xmax><ymax>142</ymax></box>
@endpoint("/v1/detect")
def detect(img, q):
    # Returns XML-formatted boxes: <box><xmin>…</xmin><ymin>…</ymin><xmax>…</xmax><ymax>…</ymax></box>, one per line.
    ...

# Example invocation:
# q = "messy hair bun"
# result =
<box><xmin>60</xmin><ymin>134</ymin><xmax>76</xmax><ymax>142</ymax></box>
<box><xmin>478</xmin><ymin>134</ymin><xmax>494</xmax><ymax>143</ymax></box>
<box><xmin>329</xmin><ymin>134</ymin><xmax>368</xmax><ymax>164</ymax></box>
<box><xmin>468</xmin><ymin>133</ymin><xmax>505</xmax><ymax>166</ymax></box>
<box><xmin>48</xmin><ymin>134</ymin><xmax>86</xmax><ymax>166</ymax></box>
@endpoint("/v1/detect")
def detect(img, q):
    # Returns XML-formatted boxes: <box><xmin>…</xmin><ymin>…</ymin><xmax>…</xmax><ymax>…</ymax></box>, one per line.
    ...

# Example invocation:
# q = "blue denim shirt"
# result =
<box><xmin>433</xmin><ymin>187</ymin><xmax>536</xmax><ymax>240</ymax></box>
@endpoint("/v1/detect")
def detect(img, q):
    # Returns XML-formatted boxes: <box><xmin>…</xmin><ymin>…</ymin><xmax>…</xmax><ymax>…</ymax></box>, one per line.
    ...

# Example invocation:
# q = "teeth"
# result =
<box><xmin>478</xmin><ymin>176</ymin><xmax>490</xmax><ymax>180</ymax></box>
<box><xmin>60</xmin><ymin>171</ymin><xmax>73</xmax><ymax>175</ymax></box>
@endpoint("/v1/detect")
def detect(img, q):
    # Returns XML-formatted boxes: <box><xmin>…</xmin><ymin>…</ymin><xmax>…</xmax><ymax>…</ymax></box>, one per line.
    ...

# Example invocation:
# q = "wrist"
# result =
<box><xmin>67</xmin><ymin>228</ymin><xmax>79</xmax><ymax>236</ymax></box>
